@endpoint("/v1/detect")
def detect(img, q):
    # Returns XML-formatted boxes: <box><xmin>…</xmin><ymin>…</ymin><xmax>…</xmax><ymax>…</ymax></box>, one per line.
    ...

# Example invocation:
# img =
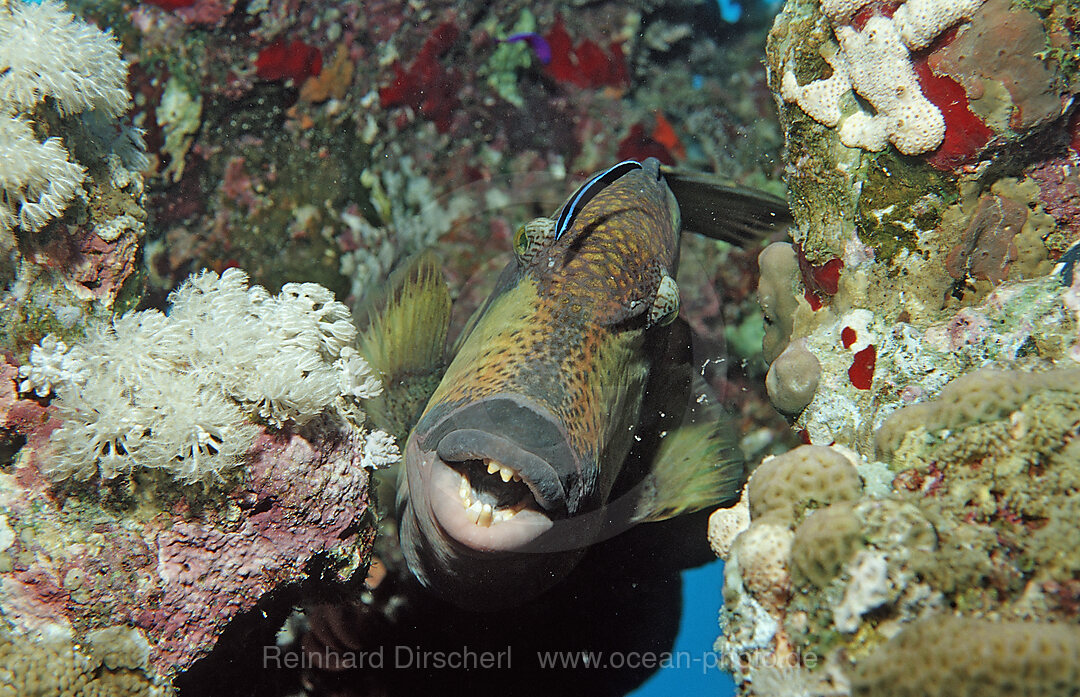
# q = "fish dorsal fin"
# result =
<box><xmin>356</xmin><ymin>252</ymin><xmax>451</xmax><ymax>441</ymax></box>
<box><xmin>661</xmin><ymin>165</ymin><xmax>792</xmax><ymax>247</ymax></box>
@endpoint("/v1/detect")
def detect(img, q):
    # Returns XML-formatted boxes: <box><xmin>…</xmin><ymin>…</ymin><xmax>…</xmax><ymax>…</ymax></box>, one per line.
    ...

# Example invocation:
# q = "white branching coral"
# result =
<box><xmin>781</xmin><ymin>0</ymin><xmax>985</xmax><ymax>155</ymax></box>
<box><xmin>0</xmin><ymin>0</ymin><xmax>137</xmax><ymax>234</ymax></box>
<box><xmin>36</xmin><ymin>268</ymin><xmax>388</xmax><ymax>483</ymax></box>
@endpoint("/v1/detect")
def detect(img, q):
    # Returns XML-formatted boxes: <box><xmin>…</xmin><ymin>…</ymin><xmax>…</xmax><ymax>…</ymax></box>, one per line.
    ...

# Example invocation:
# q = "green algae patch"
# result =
<box><xmin>856</xmin><ymin>153</ymin><xmax>958</xmax><ymax>263</ymax></box>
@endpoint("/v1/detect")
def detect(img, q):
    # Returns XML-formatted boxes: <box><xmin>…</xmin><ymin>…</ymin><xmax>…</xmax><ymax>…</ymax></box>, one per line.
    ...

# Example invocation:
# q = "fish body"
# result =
<box><xmin>359</xmin><ymin>157</ymin><xmax>790</xmax><ymax>608</ymax></box>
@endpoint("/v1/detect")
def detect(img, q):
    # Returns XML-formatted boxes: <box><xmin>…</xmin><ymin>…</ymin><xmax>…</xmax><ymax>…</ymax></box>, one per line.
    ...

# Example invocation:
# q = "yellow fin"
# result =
<box><xmin>356</xmin><ymin>252</ymin><xmax>451</xmax><ymax>441</ymax></box>
<box><xmin>631</xmin><ymin>403</ymin><xmax>745</xmax><ymax>524</ymax></box>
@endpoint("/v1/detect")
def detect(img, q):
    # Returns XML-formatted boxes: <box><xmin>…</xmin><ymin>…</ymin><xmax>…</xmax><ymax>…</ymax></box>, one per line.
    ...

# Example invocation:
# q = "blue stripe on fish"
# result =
<box><xmin>554</xmin><ymin>160</ymin><xmax>644</xmax><ymax>242</ymax></box>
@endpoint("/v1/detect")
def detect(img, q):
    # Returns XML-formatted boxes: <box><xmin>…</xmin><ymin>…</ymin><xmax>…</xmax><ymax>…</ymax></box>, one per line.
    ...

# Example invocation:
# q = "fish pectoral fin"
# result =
<box><xmin>356</xmin><ymin>252</ymin><xmax>451</xmax><ymax>442</ymax></box>
<box><xmin>630</xmin><ymin>418</ymin><xmax>746</xmax><ymax>524</ymax></box>
<box><xmin>660</xmin><ymin>165</ymin><xmax>792</xmax><ymax>247</ymax></box>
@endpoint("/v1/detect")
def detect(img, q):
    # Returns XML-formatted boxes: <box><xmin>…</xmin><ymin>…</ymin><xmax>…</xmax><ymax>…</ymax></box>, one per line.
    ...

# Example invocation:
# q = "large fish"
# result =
<box><xmin>358</xmin><ymin>157</ymin><xmax>790</xmax><ymax>608</ymax></box>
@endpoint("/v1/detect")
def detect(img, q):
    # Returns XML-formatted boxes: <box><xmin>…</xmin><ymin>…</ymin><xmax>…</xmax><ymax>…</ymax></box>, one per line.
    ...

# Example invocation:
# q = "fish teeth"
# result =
<box><xmin>459</xmin><ymin>467</ymin><xmax>531</xmax><ymax>526</ymax></box>
<box><xmin>483</xmin><ymin>458</ymin><xmax>520</xmax><ymax>484</ymax></box>
<box><xmin>465</xmin><ymin>500</ymin><xmax>483</xmax><ymax>525</ymax></box>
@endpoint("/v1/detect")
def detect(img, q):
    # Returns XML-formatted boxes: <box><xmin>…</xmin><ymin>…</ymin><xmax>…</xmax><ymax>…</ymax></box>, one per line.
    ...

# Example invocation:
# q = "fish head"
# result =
<box><xmin>399</xmin><ymin>158</ymin><xmax>687</xmax><ymax>607</ymax></box>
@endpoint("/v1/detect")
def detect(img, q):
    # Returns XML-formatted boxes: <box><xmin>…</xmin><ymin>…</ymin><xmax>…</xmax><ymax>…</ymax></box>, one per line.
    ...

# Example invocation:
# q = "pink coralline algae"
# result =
<box><xmin>144</xmin><ymin>0</ymin><xmax>237</xmax><ymax>26</ymax></box>
<box><xmin>1030</xmin><ymin>156</ymin><xmax>1080</xmax><ymax>243</ymax></box>
<box><xmin>0</xmin><ymin>412</ymin><xmax>374</xmax><ymax>683</ymax></box>
<box><xmin>28</xmin><ymin>218</ymin><xmax>143</xmax><ymax>306</ymax></box>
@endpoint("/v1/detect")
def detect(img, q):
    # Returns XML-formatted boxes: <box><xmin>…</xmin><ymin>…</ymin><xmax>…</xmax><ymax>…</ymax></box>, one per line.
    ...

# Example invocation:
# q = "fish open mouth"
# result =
<box><xmin>404</xmin><ymin>395</ymin><xmax>582</xmax><ymax>554</ymax></box>
<box><xmin>448</xmin><ymin>457</ymin><xmax>539</xmax><ymax>527</ymax></box>
<box><xmin>418</xmin><ymin>448</ymin><xmax>558</xmax><ymax>553</ymax></box>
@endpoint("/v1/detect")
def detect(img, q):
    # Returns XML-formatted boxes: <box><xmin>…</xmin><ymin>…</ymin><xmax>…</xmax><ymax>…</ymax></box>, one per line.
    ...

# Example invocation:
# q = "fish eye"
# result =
<box><xmin>648</xmin><ymin>274</ymin><xmax>680</xmax><ymax>326</ymax></box>
<box><xmin>513</xmin><ymin>217</ymin><xmax>556</xmax><ymax>265</ymax></box>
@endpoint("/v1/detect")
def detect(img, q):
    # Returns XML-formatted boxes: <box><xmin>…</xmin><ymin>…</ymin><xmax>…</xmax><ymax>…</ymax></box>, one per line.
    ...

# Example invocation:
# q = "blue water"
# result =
<box><xmin>629</xmin><ymin>558</ymin><xmax>736</xmax><ymax>696</ymax></box>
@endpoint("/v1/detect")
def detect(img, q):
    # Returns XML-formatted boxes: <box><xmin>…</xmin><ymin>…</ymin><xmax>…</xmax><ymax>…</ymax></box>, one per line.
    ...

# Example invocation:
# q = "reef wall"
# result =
<box><xmin>712</xmin><ymin>0</ymin><xmax>1080</xmax><ymax>694</ymax></box>
<box><xmin>0</xmin><ymin>3</ymin><xmax>390</xmax><ymax>693</ymax></box>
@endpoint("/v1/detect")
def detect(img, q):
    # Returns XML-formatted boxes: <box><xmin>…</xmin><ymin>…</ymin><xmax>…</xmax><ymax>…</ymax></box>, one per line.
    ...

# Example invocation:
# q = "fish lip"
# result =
<box><xmin>413</xmin><ymin>395</ymin><xmax>581</xmax><ymax>515</ymax></box>
<box><xmin>434</xmin><ymin>429</ymin><xmax>568</xmax><ymax>516</ymax></box>
<box><xmin>405</xmin><ymin>435</ymin><xmax>555</xmax><ymax>553</ymax></box>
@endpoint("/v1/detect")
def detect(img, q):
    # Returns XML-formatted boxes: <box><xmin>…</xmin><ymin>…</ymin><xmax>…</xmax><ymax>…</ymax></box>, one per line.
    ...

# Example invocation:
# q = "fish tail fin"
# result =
<box><xmin>631</xmin><ymin>407</ymin><xmax>746</xmax><ymax>524</ymax></box>
<box><xmin>660</xmin><ymin>165</ymin><xmax>792</xmax><ymax>247</ymax></box>
<box><xmin>356</xmin><ymin>252</ymin><xmax>451</xmax><ymax>442</ymax></box>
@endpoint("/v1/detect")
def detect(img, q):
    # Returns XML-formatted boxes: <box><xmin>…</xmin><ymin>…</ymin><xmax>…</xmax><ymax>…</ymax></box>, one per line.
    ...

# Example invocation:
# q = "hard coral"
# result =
<box><xmin>852</xmin><ymin>615</ymin><xmax>1080</xmax><ymax>697</ymax></box>
<box><xmin>781</xmin><ymin>0</ymin><xmax>986</xmax><ymax>159</ymax></box>
<box><xmin>379</xmin><ymin>20</ymin><xmax>461</xmax><ymax>133</ymax></box>
<box><xmin>757</xmin><ymin>242</ymin><xmax>801</xmax><ymax>364</ymax></box>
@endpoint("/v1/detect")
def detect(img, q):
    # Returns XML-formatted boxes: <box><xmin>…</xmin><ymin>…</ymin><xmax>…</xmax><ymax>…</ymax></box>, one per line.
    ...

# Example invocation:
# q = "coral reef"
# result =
<box><xmin>0</xmin><ymin>0</ymin><xmax>148</xmax><ymax>355</ymax></box>
<box><xmin>713</xmin><ymin>0</ymin><xmax>1080</xmax><ymax>693</ymax></box>
<box><xmin>1</xmin><ymin>271</ymin><xmax>389</xmax><ymax>688</ymax></box>
<box><xmin>1</xmin><ymin>0</ymin><xmax>795</xmax><ymax>691</ymax></box>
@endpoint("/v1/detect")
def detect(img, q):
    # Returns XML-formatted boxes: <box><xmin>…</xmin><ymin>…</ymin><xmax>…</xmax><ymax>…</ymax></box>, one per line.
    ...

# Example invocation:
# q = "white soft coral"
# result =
<box><xmin>0</xmin><ymin>0</ymin><xmax>130</xmax><ymax>117</ymax></box>
<box><xmin>17</xmin><ymin>334</ymin><xmax>86</xmax><ymax>397</ymax></box>
<box><xmin>0</xmin><ymin>114</ymin><xmax>86</xmax><ymax>231</ymax></box>
<box><xmin>0</xmin><ymin>0</ymin><xmax>134</xmax><ymax>234</ymax></box>
<box><xmin>36</xmin><ymin>268</ymin><xmax>388</xmax><ymax>483</ymax></box>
